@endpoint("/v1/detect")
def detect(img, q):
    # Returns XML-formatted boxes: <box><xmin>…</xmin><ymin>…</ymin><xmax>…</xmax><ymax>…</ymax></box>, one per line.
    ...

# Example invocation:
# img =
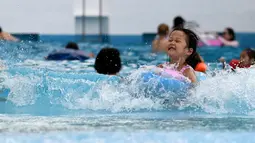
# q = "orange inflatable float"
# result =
<box><xmin>195</xmin><ymin>62</ymin><xmax>207</xmax><ymax>72</ymax></box>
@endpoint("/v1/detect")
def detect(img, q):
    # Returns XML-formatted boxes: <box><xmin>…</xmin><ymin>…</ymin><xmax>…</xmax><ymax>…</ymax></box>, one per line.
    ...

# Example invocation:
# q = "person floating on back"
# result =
<box><xmin>45</xmin><ymin>42</ymin><xmax>94</xmax><ymax>61</ymax></box>
<box><xmin>94</xmin><ymin>47</ymin><xmax>122</xmax><ymax>75</ymax></box>
<box><xmin>0</xmin><ymin>27</ymin><xmax>19</xmax><ymax>42</ymax></box>
<box><xmin>218</xmin><ymin>27</ymin><xmax>239</xmax><ymax>47</ymax></box>
<box><xmin>152</xmin><ymin>24</ymin><xmax>169</xmax><ymax>53</ymax></box>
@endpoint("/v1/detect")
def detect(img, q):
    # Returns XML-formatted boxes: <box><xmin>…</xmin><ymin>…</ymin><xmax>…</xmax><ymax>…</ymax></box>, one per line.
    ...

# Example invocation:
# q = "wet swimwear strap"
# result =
<box><xmin>180</xmin><ymin>65</ymin><xmax>192</xmax><ymax>73</ymax></box>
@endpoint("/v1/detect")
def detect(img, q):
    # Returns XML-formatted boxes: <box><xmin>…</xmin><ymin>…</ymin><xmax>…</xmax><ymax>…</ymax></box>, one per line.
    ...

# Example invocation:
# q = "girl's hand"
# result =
<box><xmin>157</xmin><ymin>64</ymin><xmax>164</xmax><ymax>68</ymax></box>
<box><xmin>219</xmin><ymin>57</ymin><xmax>226</xmax><ymax>63</ymax></box>
<box><xmin>219</xmin><ymin>57</ymin><xmax>227</xmax><ymax>69</ymax></box>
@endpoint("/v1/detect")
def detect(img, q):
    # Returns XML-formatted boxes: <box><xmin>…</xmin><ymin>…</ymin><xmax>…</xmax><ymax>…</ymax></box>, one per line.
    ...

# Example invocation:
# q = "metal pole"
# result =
<box><xmin>82</xmin><ymin>0</ymin><xmax>86</xmax><ymax>41</ymax></box>
<box><xmin>99</xmin><ymin>0</ymin><xmax>103</xmax><ymax>42</ymax></box>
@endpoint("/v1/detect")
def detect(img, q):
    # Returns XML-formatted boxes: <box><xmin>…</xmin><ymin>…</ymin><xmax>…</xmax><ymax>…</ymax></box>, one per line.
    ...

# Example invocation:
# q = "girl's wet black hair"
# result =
<box><xmin>95</xmin><ymin>47</ymin><xmax>122</xmax><ymax>75</ymax></box>
<box><xmin>244</xmin><ymin>48</ymin><xmax>255</xmax><ymax>60</ymax></box>
<box><xmin>171</xmin><ymin>27</ymin><xmax>202</xmax><ymax>69</ymax></box>
<box><xmin>226</xmin><ymin>27</ymin><xmax>236</xmax><ymax>41</ymax></box>
<box><xmin>0</xmin><ymin>27</ymin><xmax>2</xmax><ymax>33</ymax></box>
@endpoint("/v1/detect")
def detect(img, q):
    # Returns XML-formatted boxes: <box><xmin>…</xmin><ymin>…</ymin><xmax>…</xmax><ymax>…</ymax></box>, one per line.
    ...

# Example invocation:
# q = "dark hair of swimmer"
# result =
<box><xmin>65</xmin><ymin>42</ymin><xmax>79</xmax><ymax>50</ymax></box>
<box><xmin>224</xmin><ymin>27</ymin><xmax>236</xmax><ymax>41</ymax></box>
<box><xmin>0</xmin><ymin>27</ymin><xmax>2</xmax><ymax>33</ymax></box>
<box><xmin>171</xmin><ymin>27</ymin><xmax>202</xmax><ymax>69</ymax></box>
<box><xmin>173</xmin><ymin>16</ymin><xmax>185</xmax><ymax>29</ymax></box>
<box><xmin>94</xmin><ymin>47</ymin><xmax>122</xmax><ymax>75</ymax></box>
<box><xmin>157</xmin><ymin>24</ymin><xmax>169</xmax><ymax>36</ymax></box>
<box><xmin>244</xmin><ymin>48</ymin><xmax>255</xmax><ymax>61</ymax></box>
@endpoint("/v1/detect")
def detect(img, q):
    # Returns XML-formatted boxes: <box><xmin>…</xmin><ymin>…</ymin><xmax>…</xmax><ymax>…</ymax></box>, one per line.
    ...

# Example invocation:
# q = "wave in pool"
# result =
<box><xmin>0</xmin><ymin>62</ymin><xmax>255</xmax><ymax>115</ymax></box>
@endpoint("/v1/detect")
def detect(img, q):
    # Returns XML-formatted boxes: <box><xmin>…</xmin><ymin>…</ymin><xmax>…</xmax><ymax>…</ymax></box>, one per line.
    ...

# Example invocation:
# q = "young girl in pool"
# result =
<box><xmin>158</xmin><ymin>28</ymin><xmax>202</xmax><ymax>83</ymax></box>
<box><xmin>219</xmin><ymin>48</ymin><xmax>255</xmax><ymax>70</ymax></box>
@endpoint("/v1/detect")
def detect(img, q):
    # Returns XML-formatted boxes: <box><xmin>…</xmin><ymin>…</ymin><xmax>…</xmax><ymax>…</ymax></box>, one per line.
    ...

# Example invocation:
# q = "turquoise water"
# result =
<box><xmin>0</xmin><ymin>41</ymin><xmax>254</xmax><ymax>143</ymax></box>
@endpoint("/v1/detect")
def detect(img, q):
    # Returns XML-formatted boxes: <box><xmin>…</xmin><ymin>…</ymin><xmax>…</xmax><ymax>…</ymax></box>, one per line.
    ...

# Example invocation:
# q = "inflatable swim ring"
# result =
<box><xmin>199</xmin><ymin>39</ymin><xmax>222</xmax><ymax>47</ymax></box>
<box><xmin>206</xmin><ymin>39</ymin><xmax>222</xmax><ymax>46</ymax></box>
<box><xmin>195</xmin><ymin>72</ymin><xmax>206</xmax><ymax>82</ymax></box>
<box><xmin>141</xmin><ymin>67</ymin><xmax>207</xmax><ymax>94</ymax></box>
<box><xmin>198</xmin><ymin>33</ymin><xmax>223</xmax><ymax>47</ymax></box>
<box><xmin>141</xmin><ymin>67</ymin><xmax>191</xmax><ymax>95</ymax></box>
<box><xmin>0</xmin><ymin>87</ymin><xmax>10</xmax><ymax>101</ymax></box>
<box><xmin>142</xmin><ymin>72</ymin><xmax>190</xmax><ymax>93</ymax></box>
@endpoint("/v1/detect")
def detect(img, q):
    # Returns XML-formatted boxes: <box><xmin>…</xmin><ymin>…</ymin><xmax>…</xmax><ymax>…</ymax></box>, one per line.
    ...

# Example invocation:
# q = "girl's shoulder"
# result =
<box><xmin>180</xmin><ymin>65</ymin><xmax>193</xmax><ymax>73</ymax></box>
<box><xmin>181</xmin><ymin>65</ymin><xmax>197</xmax><ymax>83</ymax></box>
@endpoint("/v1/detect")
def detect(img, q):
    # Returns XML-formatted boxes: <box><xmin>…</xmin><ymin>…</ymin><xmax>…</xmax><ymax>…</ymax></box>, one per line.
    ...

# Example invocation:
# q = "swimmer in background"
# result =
<box><xmin>172</xmin><ymin>16</ymin><xmax>185</xmax><ymax>29</ymax></box>
<box><xmin>64</xmin><ymin>42</ymin><xmax>94</xmax><ymax>58</ymax></box>
<box><xmin>152</xmin><ymin>24</ymin><xmax>169</xmax><ymax>53</ymax></box>
<box><xmin>218</xmin><ymin>27</ymin><xmax>239</xmax><ymax>47</ymax></box>
<box><xmin>158</xmin><ymin>28</ymin><xmax>203</xmax><ymax>83</ymax></box>
<box><xmin>45</xmin><ymin>42</ymin><xmax>94</xmax><ymax>60</ymax></box>
<box><xmin>219</xmin><ymin>48</ymin><xmax>255</xmax><ymax>70</ymax></box>
<box><xmin>94</xmin><ymin>47</ymin><xmax>122</xmax><ymax>75</ymax></box>
<box><xmin>0</xmin><ymin>27</ymin><xmax>19</xmax><ymax>42</ymax></box>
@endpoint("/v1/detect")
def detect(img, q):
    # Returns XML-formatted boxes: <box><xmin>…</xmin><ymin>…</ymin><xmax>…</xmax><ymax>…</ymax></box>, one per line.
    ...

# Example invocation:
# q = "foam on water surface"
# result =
<box><xmin>0</xmin><ymin>65</ymin><xmax>255</xmax><ymax>115</ymax></box>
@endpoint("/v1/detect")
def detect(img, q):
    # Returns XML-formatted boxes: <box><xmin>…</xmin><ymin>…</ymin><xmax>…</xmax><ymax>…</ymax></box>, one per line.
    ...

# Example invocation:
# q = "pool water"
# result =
<box><xmin>0</xmin><ymin>41</ymin><xmax>254</xmax><ymax>143</ymax></box>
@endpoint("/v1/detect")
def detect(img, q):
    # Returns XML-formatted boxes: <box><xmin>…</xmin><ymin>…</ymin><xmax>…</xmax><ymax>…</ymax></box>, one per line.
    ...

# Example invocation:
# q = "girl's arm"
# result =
<box><xmin>3</xmin><ymin>32</ymin><xmax>19</xmax><ymax>42</ymax></box>
<box><xmin>157</xmin><ymin>64</ymin><xmax>164</xmax><ymax>68</ymax></box>
<box><xmin>183</xmin><ymin>68</ymin><xmax>197</xmax><ymax>83</ymax></box>
<box><xmin>219</xmin><ymin>57</ymin><xmax>226</xmax><ymax>69</ymax></box>
<box><xmin>218</xmin><ymin>36</ymin><xmax>239</xmax><ymax>47</ymax></box>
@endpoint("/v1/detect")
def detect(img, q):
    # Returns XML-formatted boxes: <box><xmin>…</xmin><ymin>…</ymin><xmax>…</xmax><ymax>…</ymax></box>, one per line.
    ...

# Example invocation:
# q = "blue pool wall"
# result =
<box><xmin>11</xmin><ymin>33</ymin><xmax>255</xmax><ymax>48</ymax></box>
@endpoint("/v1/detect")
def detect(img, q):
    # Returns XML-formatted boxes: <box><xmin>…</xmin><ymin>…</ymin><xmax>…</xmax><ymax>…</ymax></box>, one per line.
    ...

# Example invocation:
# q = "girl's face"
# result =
<box><xmin>223</xmin><ymin>29</ymin><xmax>232</xmax><ymax>41</ymax></box>
<box><xmin>167</xmin><ymin>30</ymin><xmax>193</xmax><ymax>60</ymax></box>
<box><xmin>240</xmin><ymin>51</ymin><xmax>253</xmax><ymax>66</ymax></box>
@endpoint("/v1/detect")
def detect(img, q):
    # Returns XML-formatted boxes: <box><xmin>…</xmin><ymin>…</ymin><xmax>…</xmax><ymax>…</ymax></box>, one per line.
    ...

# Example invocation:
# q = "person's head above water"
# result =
<box><xmin>239</xmin><ymin>48</ymin><xmax>255</xmax><ymax>66</ymax></box>
<box><xmin>157</xmin><ymin>23</ymin><xmax>169</xmax><ymax>36</ymax></box>
<box><xmin>168</xmin><ymin>27</ymin><xmax>202</xmax><ymax>69</ymax></box>
<box><xmin>223</xmin><ymin>27</ymin><xmax>236</xmax><ymax>41</ymax></box>
<box><xmin>94</xmin><ymin>47</ymin><xmax>122</xmax><ymax>75</ymax></box>
<box><xmin>0</xmin><ymin>27</ymin><xmax>2</xmax><ymax>33</ymax></box>
<box><xmin>173</xmin><ymin>16</ymin><xmax>185</xmax><ymax>29</ymax></box>
<box><xmin>65</xmin><ymin>42</ymin><xmax>79</xmax><ymax>50</ymax></box>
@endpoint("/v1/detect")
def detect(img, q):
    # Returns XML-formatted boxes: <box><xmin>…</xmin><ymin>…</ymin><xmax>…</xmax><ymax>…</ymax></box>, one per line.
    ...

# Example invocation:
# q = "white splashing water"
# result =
<box><xmin>0</xmin><ymin>63</ymin><xmax>255</xmax><ymax>115</ymax></box>
<box><xmin>183</xmin><ymin>68</ymin><xmax>255</xmax><ymax>114</ymax></box>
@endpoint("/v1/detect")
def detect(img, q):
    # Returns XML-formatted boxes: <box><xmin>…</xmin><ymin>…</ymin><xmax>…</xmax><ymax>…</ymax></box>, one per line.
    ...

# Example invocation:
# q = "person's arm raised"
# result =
<box><xmin>183</xmin><ymin>68</ymin><xmax>197</xmax><ymax>83</ymax></box>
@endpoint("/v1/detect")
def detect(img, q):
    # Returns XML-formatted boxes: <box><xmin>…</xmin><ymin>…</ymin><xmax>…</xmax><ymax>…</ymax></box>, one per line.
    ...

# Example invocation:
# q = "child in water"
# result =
<box><xmin>152</xmin><ymin>24</ymin><xmax>170</xmax><ymax>53</ymax></box>
<box><xmin>94</xmin><ymin>47</ymin><xmax>122</xmax><ymax>75</ymax></box>
<box><xmin>219</xmin><ymin>48</ymin><xmax>255</xmax><ymax>70</ymax></box>
<box><xmin>158</xmin><ymin>28</ymin><xmax>203</xmax><ymax>83</ymax></box>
